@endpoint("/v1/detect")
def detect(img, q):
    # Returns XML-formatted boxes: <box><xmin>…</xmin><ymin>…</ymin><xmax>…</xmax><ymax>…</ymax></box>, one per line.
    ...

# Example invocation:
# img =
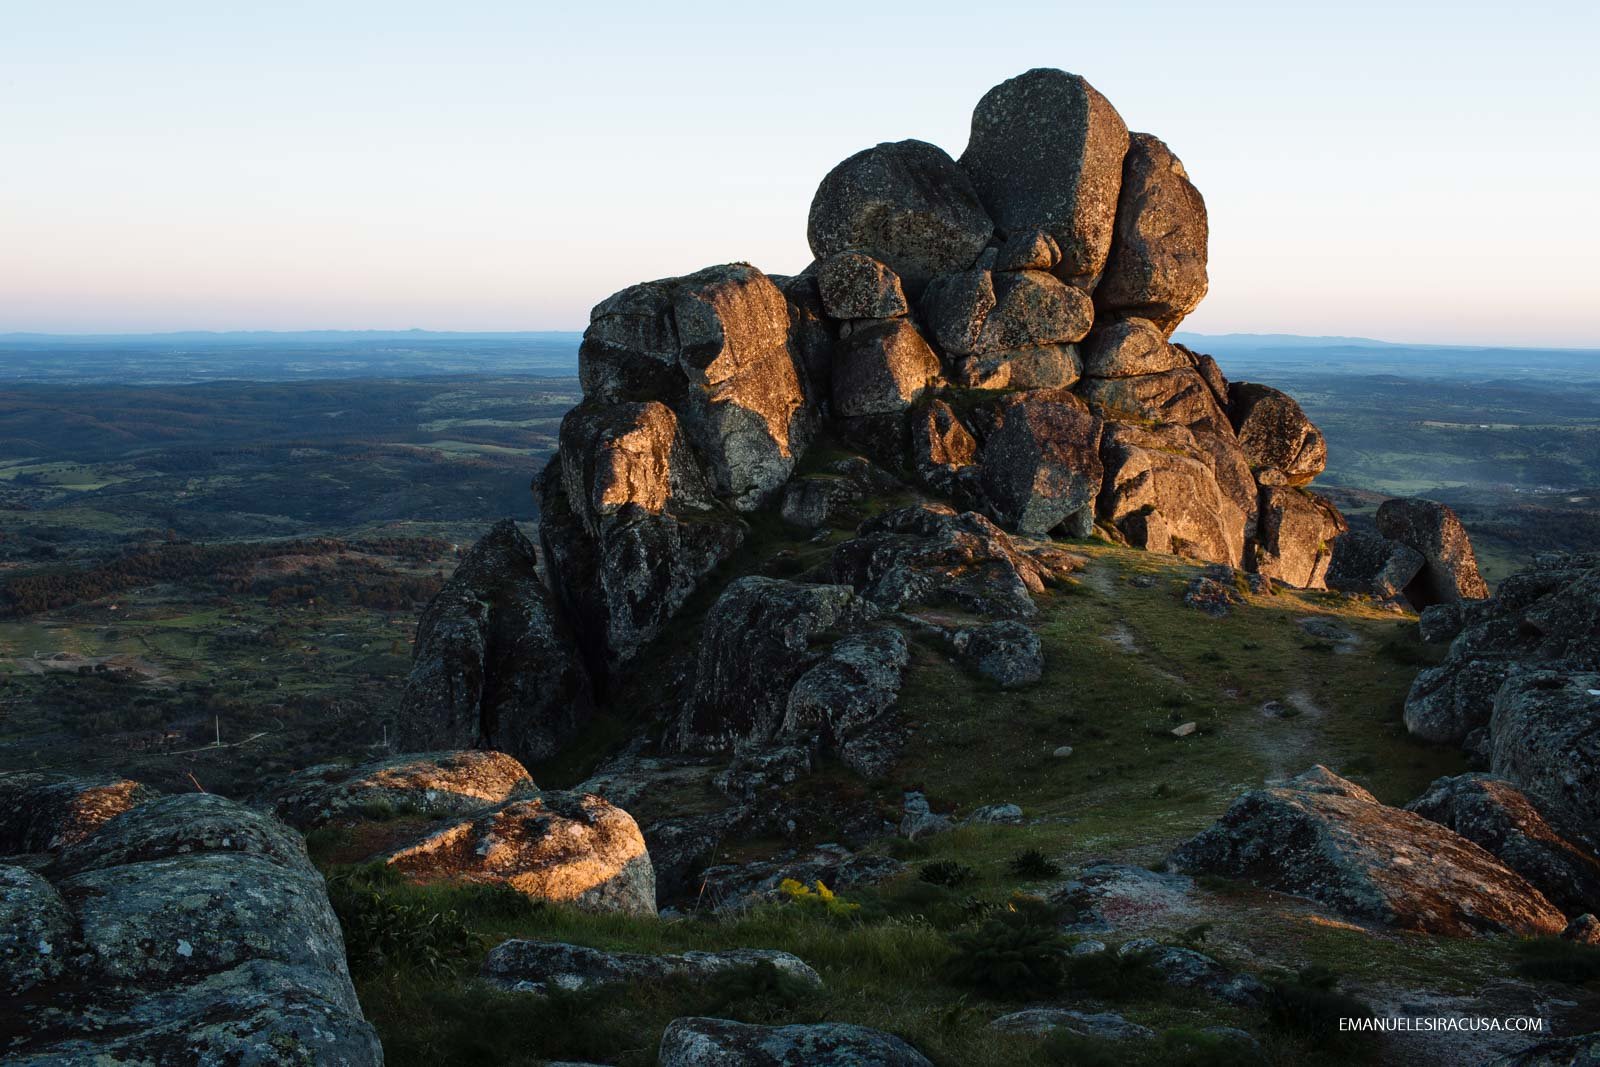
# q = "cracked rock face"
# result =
<box><xmin>1170</xmin><ymin>766</ymin><xmax>1567</xmax><ymax>937</ymax></box>
<box><xmin>1491</xmin><ymin>672</ymin><xmax>1600</xmax><ymax>843</ymax></box>
<box><xmin>382</xmin><ymin>790</ymin><xmax>656</xmax><ymax>916</ymax></box>
<box><xmin>659</xmin><ymin>1016</ymin><xmax>934</xmax><ymax>1067</ymax></box>
<box><xmin>4</xmin><ymin>789</ymin><xmax>381</xmax><ymax>1066</ymax></box>
<box><xmin>0</xmin><ymin>771</ymin><xmax>157</xmax><ymax>854</ymax></box>
<box><xmin>1095</xmin><ymin>132</ymin><xmax>1209</xmax><ymax>334</ymax></box>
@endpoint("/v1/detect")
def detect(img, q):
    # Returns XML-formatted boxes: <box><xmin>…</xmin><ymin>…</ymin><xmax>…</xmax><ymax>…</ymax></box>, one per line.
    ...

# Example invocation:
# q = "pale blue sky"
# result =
<box><xmin>2</xmin><ymin>1</ymin><xmax>1596</xmax><ymax>345</ymax></box>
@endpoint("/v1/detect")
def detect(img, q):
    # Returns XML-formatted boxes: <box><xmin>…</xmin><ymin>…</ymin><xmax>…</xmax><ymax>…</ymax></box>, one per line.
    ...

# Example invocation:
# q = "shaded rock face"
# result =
<box><xmin>1169</xmin><ymin>766</ymin><xmax>1566</xmax><ymax>937</ymax></box>
<box><xmin>832</xmin><ymin>318</ymin><xmax>943</xmax><ymax>417</ymax></box>
<box><xmin>1407</xmin><ymin>773</ymin><xmax>1600</xmax><ymax>917</ymax></box>
<box><xmin>978</xmin><ymin>389</ymin><xmax>1103</xmax><ymax>535</ymax></box>
<box><xmin>829</xmin><ymin>504</ymin><xmax>1058</xmax><ymax>619</ymax></box>
<box><xmin>6</xmin><ymin>790</ymin><xmax>381</xmax><ymax>1066</ymax></box>
<box><xmin>1402</xmin><ymin>553</ymin><xmax>1600</xmax><ymax>747</ymax></box>
<box><xmin>782</xmin><ymin>628</ymin><xmax>911</xmax><ymax>779</ymax></box>
<box><xmin>481</xmin><ymin>938</ymin><xmax>822</xmax><ymax>995</ymax></box>
<box><xmin>1376</xmin><ymin>496</ymin><xmax>1491</xmax><ymax>605</ymax></box>
<box><xmin>559</xmin><ymin>400</ymin><xmax>715</xmax><ymax>536</ymax></box>
<box><xmin>1095</xmin><ymin>132</ymin><xmax>1209</xmax><ymax>334</ymax></box>
<box><xmin>0</xmin><ymin>771</ymin><xmax>156</xmax><ymax>854</ymax></box>
<box><xmin>807</xmin><ymin>139</ymin><xmax>994</xmax><ymax>294</ymax></box>
<box><xmin>918</xmin><ymin>267</ymin><xmax>1089</xmax><ymax>389</ymax></box>
<box><xmin>253</xmin><ymin>749</ymin><xmax>534</xmax><ymax>829</ymax></box>
<box><xmin>951</xmin><ymin>619</ymin><xmax>1043</xmax><ymax>687</ymax></box>
<box><xmin>1492</xmin><ymin>672</ymin><xmax>1600</xmax><ymax>842</ymax></box>
<box><xmin>1227</xmin><ymin>382</ymin><xmax>1327</xmax><ymax>486</ymax></box>
<box><xmin>1</xmin><ymin>866</ymin><xmax>70</xmax><ymax>994</ymax></box>
<box><xmin>1098</xmin><ymin>422</ymin><xmax>1246</xmax><ymax>567</ymax></box>
<box><xmin>659</xmin><ymin>1017</ymin><xmax>934</xmax><ymax>1067</ymax></box>
<box><xmin>816</xmin><ymin>251</ymin><xmax>908</xmax><ymax>320</ymax></box>
<box><xmin>399</xmin><ymin>519</ymin><xmax>594</xmax><ymax>764</ymax></box>
<box><xmin>911</xmin><ymin>399</ymin><xmax>978</xmax><ymax>494</ymax></box>
<box><xmin>1253</xmin><ymin>486</ymin><xmax>1348</xmax><ymax>590</ymax></box>
<box><xmin>1327</xmin><ymin>529</ymin><xmax>1426</xmax><ymax>601</ymax></box>
<box><xmin>1080</xmin><ymin>316</ymin><xmax>1187</xmax><ymax>378</ymax></box>
<box><xmin>959</xmin><ymin>67</ymin><xmax>1130</xmax><ymax>289</ymax></box>
<box><xmin>696</xmin><ymin>843</ymin><xmax>903</xmax><ymax>913</ymax></box>
<box><xmin>1489</xmin><ymin>1033</ymin><xmax>1600</xmax><ymax>1067</ymax></box>
<box><xmin>383</xmin><ymin>790</ymin><xmax>656</xmax><ymax>915</ymax></box>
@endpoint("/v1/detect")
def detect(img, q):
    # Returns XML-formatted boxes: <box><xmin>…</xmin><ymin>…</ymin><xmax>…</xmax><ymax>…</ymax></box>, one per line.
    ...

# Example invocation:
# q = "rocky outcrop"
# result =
<box><xmin>481</xmin><ymin>938</ymin><xmax>821</xmax><ymax>994</ymax></box>
<box><xmin>1227</xmin><ymin>383</ymin><xmax>1327</xmax><ymax>486</ymax></box>
<box><xmin>1170</xmin><ymin>766</ymin><xmax>1566</xmax><ymax>936</ymax></box>
<box><xmin>1098</xmin><ymin>422</ymin><xmax>1246</xmax><ymax>566</ymax></box>
<box><xmin>1491</xmin><ymin>672</ymin><xmax>1600</xmax><ymax>842</ymax></box>
<box><xmin>1080</xmin><ymin>316</ymin><xmax>1188</xmax><ymax>378</ymax></box>
<box><xmin>781</xmin><ymin>628</ymin><xmax>912</xmax><ymax>778</ymax></box>
<box><xmin>1376</xmin><ymin>496</ymin><xmax>1491</xmax><ymax>605</ymax></box>
<box><xmin>1403</xmin><ymin>553</ymin><xmax>1599</xmax><ymax>747</ymax></box>
<box><xmin>807</xmin><ymin>140</ymin><xmax>994</xmax><ymax>294</ymax></box>
<box><xmin>1095</xmin><ymin>133</ymin><xmax>1208</xmax><ymax>334</ymax></box>
<box><xmin>0</xmin><ymin>771</ymin><xmax>156</xmax><ymax>854</ymax></box>
<box><xmin>382</xmin><ymin>791</ymin><xmax>656</xmax><ymax>915</ymax></box>
<box><xmin>977</xmin><ymin>389</ymin><xmax>1102</xmax><ymax>535</ymax></box>
<box><xmin>1327</xmin><ymin>529</ymin><xmax>1426</xmax><ymax>602</ymax></box>
<box><xmin>1252</xmin><ymin>487</ymin><xmax>1347</xmax><ymax>590</ymax></box>
<box><xmin>5</xmin><ymin>790</ymin><xmax>381</xmax><ymax>1065</ymax></box>
<box><xmin>959</xmin><ymin>67</ymin><xmax>1129</xmax><ymax>290</ymax></box>
<box><xmin>696</xmin><ymin>842</ymin><xmax>903</xmax><ymax>913</ymax></box>
<box><xmin>918</xmin><ymin>267</ymin><xmax>1088</xmax><ymax>390</ymax></box>
<box><xmin>1407</xmin><ymin>773</ymin><xmax>1600</xmax><ymax>916</ymax></box>
<box><xmin>398</xmin><ymin>519</ymin><xmax>593</xmax><ymax>763</ymax></box>
<box><xmin>829</xmin><ymin>505</ymin><xmax>1064</xmax><ymax>618</ymax></box>
<box><xmin>659</xmin><ymin>1017</ymin><xmax>933</xmax><ymax>1067</ymax></box>
<box><xmin>253</xmin><ymin>749</ymin><xmax>534</xmax><ymax>829</ymax></box>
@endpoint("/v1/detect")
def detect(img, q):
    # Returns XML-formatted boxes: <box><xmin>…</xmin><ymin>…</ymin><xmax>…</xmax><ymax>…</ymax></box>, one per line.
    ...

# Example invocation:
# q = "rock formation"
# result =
<box><xmin>253</xmin><ymin>749</ymin><xmax>535</xmax><ymax>829</ymax></box>
<box><xmin>658</xmin><ymin>1017</ymin><xmax>934</xmax><ymax>1067</ymax></box>
<box><xmin>0</xmin><ymin>780</ymin><xmax>381</xmax><ymax>1064</ymax></box>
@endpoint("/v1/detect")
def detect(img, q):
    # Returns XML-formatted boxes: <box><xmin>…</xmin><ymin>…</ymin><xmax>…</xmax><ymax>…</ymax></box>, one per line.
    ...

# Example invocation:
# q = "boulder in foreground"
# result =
<box><xmin>659</xmin><ymin>1017</ymin><xmax>933</xmax><ymax>1067</ymax></box>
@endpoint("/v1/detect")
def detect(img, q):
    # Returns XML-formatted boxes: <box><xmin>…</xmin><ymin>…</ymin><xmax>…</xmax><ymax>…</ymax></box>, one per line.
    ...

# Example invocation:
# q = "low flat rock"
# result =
<box><xmin>383</xmin><ymin>790</ymin><xmax>657</xmax><ymax>916</ymax></box>
<box><xmin>990</xmin><ymin>1007</ymin><xmax>1155</xmax><ymax>1041</ymax></box>
<box><xmin>481</xmin><ymin>938</ymin><xmax>821</xmax><ymax>994</ymax></box>
<box><xmin>0</xmin><ymin>771</ymin><xmax>157</xmax><ymax>855</ymax></box>
<box><xmin>1492</xmin><ymin>672</ymin><xmax>1600</xmax><ymax>842</ymax></box>
<box><xmin>1169</xmin><ymin>766</ymin><xmax>1567</xmax><ymax>936</ymax></box>
<box><xmin>659</xmin><ymin>1017</ymin><xmax>933</xmax><ymax>1067</ymax></box>
<box><xmin>254</xmin><ymin>749</ymin><xmax>535</xmax><ymax>829</ymax></box>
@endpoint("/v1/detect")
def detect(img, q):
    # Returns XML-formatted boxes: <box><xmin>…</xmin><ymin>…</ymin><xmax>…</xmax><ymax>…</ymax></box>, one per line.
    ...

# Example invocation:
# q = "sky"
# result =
<box><xmin>2</xmin><ymin>1</ymin><xmax>1597</xmax><ymax>346</ymax></box>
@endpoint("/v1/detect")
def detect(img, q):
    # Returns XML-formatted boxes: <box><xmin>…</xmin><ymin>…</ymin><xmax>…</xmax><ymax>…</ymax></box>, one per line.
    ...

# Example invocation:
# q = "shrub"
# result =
<box><xmin>1061</xmin><ymin>944</ymin><xmax>1162</xmax><ymax>1001</ymax></box>
<box><xmin>1008</xmin><ymin>848</ymin><xmax>1062</xmax><ymax>880</ymax></box>
<box><xmin>326</xmin><ymin>866</ymin><xmax>479</xmax><ymax>978</ymax></box>
<box><xmin>944</xmin><ymin>894</ymin><xmax>1070</xmax><ymax>997</ymax></box>
<box><xmin>1263</xmin><ymin>964</ymin><xmax>1378</xmax><ymax>1051</ymax></box>
<box><xmin>1515</xmin><ymin>937</ymin><xmax>1600</xmax><ymax>984</ymax></box>
<box><xmin>919</xmin><ymin>860</ymin><xmax>976</xmax><ymax>888</ymax></box>
<box><xmin>778</xmin><ymin>878</ymin><xmax>860</xmax><ymax>922</ymax></box>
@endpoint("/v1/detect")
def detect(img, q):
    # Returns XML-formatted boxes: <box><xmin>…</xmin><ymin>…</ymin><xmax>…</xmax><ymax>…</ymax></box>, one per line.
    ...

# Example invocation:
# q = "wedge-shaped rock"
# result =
<box><xmin>993</xmin><ymin>228</ymin><xmax>1061</xmax><ymax>272</ymax></box>
<box><xmin>808</xmin><ymin>139</ymin><xmax>993</xmax><ymax>293</ymax></box>
<box><xmin>0</xmin><ymin>771</ymin><xmax>156</xmax><ymax>855</ymax></box>
<box><xmin>978</xmin><ymin>389</ymin><xmax>1103</xmax><ymax>535</ymax></box>
<box><xmin>1169</xmin><ymin>766</ymin><xmax>1566</xmax><ymax>936</ymax></box>
<box><xmin>1096</xmin><ymin>132</ymin><xmax>1209</xmax><ymax>334</ymax></box>
<box><xmin>1326</xmin><ymin>530</ymin><xmax>1426</xmax><ymax>600</ymax></box>
<box><xmin>1227</xmin><ymin>382</ymin><xmax>1327</xmax><ymax>485</ymax></box>
<box><xmin>674</xmin><ymin>577</ymin><xmax>875</xmax><ymax>753</ymax></box>
<box><xmin>1097</xmin><ymin>422</ymin><xmax>1246</xmax><ymax>567</ymax></box>
<box><xmin>1253</xmin><ymin>486</ymin><xmax>1348</xmax><ymax>589</ymax></box>
<box><xmin>830</xmin><ymin>504</ymin><xmax>1057</xmax><ymax>618</ymax></box>
<box><xmin>383</xmin><ymin>791</ymin><xmax>656</xmax><ymax>915</ymax></box>
<box><xmin>1408</xmin><ymin>773</ymin><xmax>1600</xmax><ymax>917</ymax></box>
<box><xmin>398</xmin><ymin>519</ymin><xmax>593</xmax><ymax>764</ymax></box>
<box><xmin>1080</xmin><ymin>316</ymin><xmax>1188</xmax><ymax>378</ymax></box>
<box><xmin>1492</xmin><ymin>672</ymin><xmax>1600</xmax><ymax>842</ymax></box>
<box><xmin>960</xmin><ymin>68</ymin><xmax>1129</xmax><ymax>289</ymax></box>
<box><xmin>254</xmin><ymin>749</ymin><xmax>534</xmax><ymax>829</ymax></box>
<box><xmin>910</xmin><ymin>399</ymin><xmax>978</xmax><ymax>495</ymax></box>
<box><xmin>1376</xmin><ymin>496</ymin><xmax>1490</xmax><ymax>605</ymax></box>
<box><xmin>816</xmin><ymin>251</ymin><xmax>908</xmax><ymax>319</ymax></box>
<box><xmin>483</xmin><ymin>938</ymin><xmax>821</xmax><ymax>994</ymax></box>
<box><xmin>1081</xmin><ymin>367</ymin><xmax>1231</xmax><ymax>433</ymax></box>
<box><xmin>832</xmin><ymin>318</ymin><xmax>942</xmax><ymax>416</ymax></box>
<box><xmin>558</xmin><ymin>400</ymin><xmax>715</xmax><ymax>537</ymax></box>
<box><xmin>660</xmin><ymin>1017</ymin><xmax>934</xmax><ymax>1067</ymax></box>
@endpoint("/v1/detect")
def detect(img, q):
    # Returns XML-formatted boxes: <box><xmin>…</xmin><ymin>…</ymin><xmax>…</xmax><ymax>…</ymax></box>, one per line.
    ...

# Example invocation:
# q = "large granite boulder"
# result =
<box><xmin>383</xmin><ymin>790</ymin><xmax>656</xmax><ymax>916</ymax></box>
<box><xmin>671</xmin><ymin>576</ymin><xmax>875</xmax><ymax>753</ymax></box>
<box><xmin>959</xmin><ymin>68</ymin><xmax>1129</xmax><ymax>289</ymax></box>
<box><xmin>1407</xmin><ymin>773</ymin><xmax>1600</xmax><ymax>917</ymax></box>
<box><xmin>1080</xmin><ymin>366</ymin><xmax>1230</xmax><ymax>433</ymax></box>
<box><xmin>1226</xmin><ymin>382</ymin><xmax>1327</xmax><ymax>486</ymax></box>
<box><xmin>977</xmin><ymin>388</ymin><xmax>1103</xmax><ymax>535</ymax></box>
<box><xmin>1253</xmin><ymin>486</ymin><xmax>1348</xmax><ymax>590</ymax></box>
<box><xmin>0</xmin><ymin>772</ymin><xmax>156</xmax><ymax>855</ymax></box>
<box><xmin>816</xmin><ymin>251</ymin><xmax>909</xmax><ymax>320</ymax></box>
<box><xmin>807</xmin><ymin>139</ymin><xmax>994</xmax><ymax>294</ymax></box>
<box><xmin>1097</xmin><ymin>422</ymin><xmax>1246</xmax><ymax>566</ymax></box>
<box><xmin>1095</xmin><ymin>132</ymin><xmax>1209</xmax><ymax>333</ymax></box>
<box><xmin>398</xmin><ymin>519</ymin><xmax>593</xmax><ymax>763</ymax></box>
<box><xmin>781</xmin><ymin>628</ymin><xmax>911</xmax><ymax>778</ymax></box>
<box><xmin>254</xmin><ymin>749</ymin><xmax>534</xmax><ymax>829</ymax></box>
<box><xmin>1169</xmin><ymin>766</ymin><xmax>1566</xmax><ymax>936</ymax></box>
<box><xmin>1080</xmin><ymin>316</ymin><xmax>1189</xmax><ymax>378</ymax></box>
<box><xmin>832</xmin><ymin>318</ymin><xmax>943</xmax><ymax>416</ymax></box>
<box><xmin>1491</xmin><ymin>672</ymin><xmax>1600</xmax><ymax>842</ymax></box>
<box><xmin>829</xmin><ymin>504</ymin><xmax>1061</xmax><ymax>618</ymax></box>
<box><xmin>8</xmin><ymin>791</ymin><xmax>381</xmax><ymax>1065</ymax></box>
<box><xmin>481</xmin><ymin>938</ymin><xmax>821</xmax><ymax>994</ymax></box>
<box><xmin>1404</xmin><ymin>658</ymin><xmax>1513</xmax><ymax>746</ymax></box>
<box><xmin>659</xmin><ymin>1017</ymin><xmax>934</xmax><ymax>1067</ymax></box>
<box><xmin>1376</xmin><ymin>496</ymin><xmax>1491</xmax><ymax>605</ymax></box>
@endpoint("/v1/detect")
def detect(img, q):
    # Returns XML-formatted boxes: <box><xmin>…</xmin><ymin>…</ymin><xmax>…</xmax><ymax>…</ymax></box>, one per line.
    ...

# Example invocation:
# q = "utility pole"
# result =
<box><xmin>214</xmin><ymin>716</ymin><xmax>220</xmax><ymax>748</ymax></box>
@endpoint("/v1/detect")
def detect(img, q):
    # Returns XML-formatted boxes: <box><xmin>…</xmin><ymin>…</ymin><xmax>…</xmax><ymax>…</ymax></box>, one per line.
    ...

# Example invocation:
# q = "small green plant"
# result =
<box><xmin>887</xmin><ymin>836</ymin><xmax>933</xmax><ymax>860</ymax></box>
<box><xmin>326</xmin><ymin>866</ymin><xmax>479</xmax><ymax>978</ymax></box>
<box><xmin>1008</xmin><ymin>848</ymin><xmax>1062</xmax><ymax>879</ymax></box>
<box><xmin>919</xmin><ymin>859</ymin><xmax>976</xmax><ymax>888</ymax></box>
<box><xmin>778</xmin><ymin>878</ymin><xmax>860</xmax><ymax>921</ymax></box>
<box><xmin>944</xmin><ymin>894</ymin><xmax>1070</xmax><ymax>997</ymax></box>
<box><xmin>1515</xmin><ymin>937</ymin><xmax>1600</xmax><ymax>984</ymax></box>
<box><xmin>1263</xmin><ymin>963</ymin><xmax>1377</xmax><ymax>1049</ymax></box>
<box><xmin>1061</xmin><ymin>943</ymin><xmax>1162</xmax><ymax>1000</ymax></box>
